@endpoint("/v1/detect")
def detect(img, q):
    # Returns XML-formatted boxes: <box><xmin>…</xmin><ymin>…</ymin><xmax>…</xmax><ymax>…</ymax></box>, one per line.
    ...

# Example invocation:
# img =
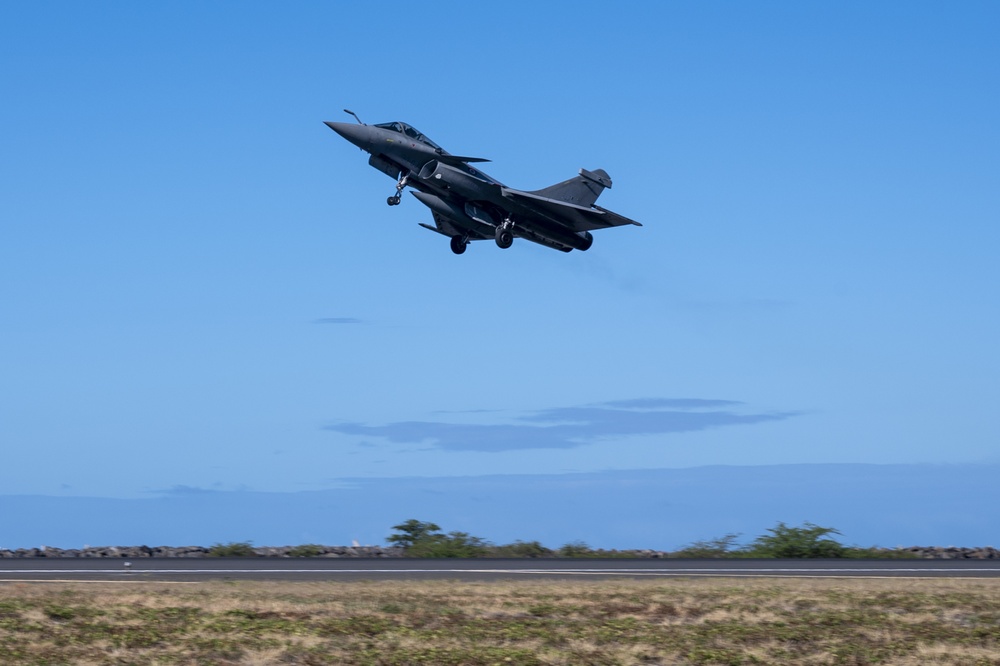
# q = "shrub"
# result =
<box><xmin>743</xmin><ymin>522</ymin><xmax>845</xmax><ymax>558</ymax></box>
<box><xmin>287</xmin><ymin>544</ymin><xmax>324</xmax><ymax>557</ymax></box>
<box><xmin>207</xmin><ymin>541</ymin><xmax>256</xmax><ymax>557</ymax></box>
<box><xmin>558</xmin><ymin>541</ymin><xmax>593</xmax><ymax>557</ymax></box>
<box><xmin>672</xmin><ymin>533</ymin><xmax>742</xmax><ymax>558</ymax></box>
<box><xmin>493</xmin><ymin>540</ymin><xmax>553</xmax><ymax>558</ymax></box>
<box><xmin>407</xmin><ymin>531</ymin><xmax>490</xmax><ymax>558</ymax></box>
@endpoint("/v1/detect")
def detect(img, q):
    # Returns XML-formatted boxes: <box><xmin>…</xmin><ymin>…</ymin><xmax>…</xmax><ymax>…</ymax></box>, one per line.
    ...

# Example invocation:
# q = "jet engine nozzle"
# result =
<box><xmin>417</xmin><ymin>159</ymin><xmax>441</xmax><ymax>181</ymax></box>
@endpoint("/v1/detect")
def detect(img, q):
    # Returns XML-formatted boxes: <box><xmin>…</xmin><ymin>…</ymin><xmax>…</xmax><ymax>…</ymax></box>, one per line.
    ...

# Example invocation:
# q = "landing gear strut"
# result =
<box><xmin>386</xmin><ymin>174</ymin><xmax>409</xmax><ymax>206</ymax></box>
<box><xmin>495</xmin><ymin>218</ymin><xmax>514</xmax><ymax>249</ymax></box>
<box><xmin>450</xmin><ymin>235</ymin><xmax>468</xmax><ymax>255</ymax></box>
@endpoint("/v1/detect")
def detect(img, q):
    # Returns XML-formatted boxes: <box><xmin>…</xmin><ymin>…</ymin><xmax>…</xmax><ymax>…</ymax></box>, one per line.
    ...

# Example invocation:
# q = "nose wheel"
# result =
<box><xmin>386</xmin><ymin>174</ymin><xmax>409</xmax><ymax>206</ymax></box>
<box><xmin>450</xmin><ymin>236</ymin><xmax>468</xmax><ymax>255</ymax></box>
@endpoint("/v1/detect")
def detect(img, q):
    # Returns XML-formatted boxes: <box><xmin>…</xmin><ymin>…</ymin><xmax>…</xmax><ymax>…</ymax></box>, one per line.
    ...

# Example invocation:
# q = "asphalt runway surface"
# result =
<box><xmin>2</xmin><ymin>558</ymin><xmax>999</xmax><ymax>582</ymax></box>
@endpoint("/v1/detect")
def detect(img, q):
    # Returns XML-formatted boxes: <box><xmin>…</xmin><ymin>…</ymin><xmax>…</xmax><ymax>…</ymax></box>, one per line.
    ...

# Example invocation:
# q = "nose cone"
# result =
<box><xmin>325</xmin><ymin>121</ymin><xmax>372</xmax><ymax>151</ymax></box>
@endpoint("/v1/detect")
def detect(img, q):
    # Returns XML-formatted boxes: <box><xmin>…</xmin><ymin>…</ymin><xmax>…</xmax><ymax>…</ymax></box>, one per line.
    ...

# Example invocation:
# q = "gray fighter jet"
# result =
<box><xmin>325</xmin><ymin>110</ymin><xmax>641</xmax><ymax>254</ymax></box>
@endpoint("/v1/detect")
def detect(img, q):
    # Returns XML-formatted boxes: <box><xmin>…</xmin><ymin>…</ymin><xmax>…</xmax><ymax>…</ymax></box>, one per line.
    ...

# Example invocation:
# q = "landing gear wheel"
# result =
<box><xmin>450</xmin><ymin>236</ymin><xmax>467</xmax><ymax>255</ymax></box>
<box><xmin>387</xmin><ymin>174</ymin><xmax>409</xmax><ymax>206</ymax></box>
<box><xmin>495</xmin><ymin>228</ymin><xmax>514</xmax><ymax>249</ymax></box>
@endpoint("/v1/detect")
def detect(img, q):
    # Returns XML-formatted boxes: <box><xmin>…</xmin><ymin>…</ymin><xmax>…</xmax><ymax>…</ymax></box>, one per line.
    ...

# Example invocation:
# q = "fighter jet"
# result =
<box><xmin>325</xmin><ymin>110</ymin><xmax>641</xmax><ymax>255</ymax></box>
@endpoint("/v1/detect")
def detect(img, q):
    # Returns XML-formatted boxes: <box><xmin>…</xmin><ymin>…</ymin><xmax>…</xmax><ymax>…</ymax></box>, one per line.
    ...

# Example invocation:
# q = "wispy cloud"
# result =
<box><xmin>325</xmin><ymin>398</ymin><xmax>799</xmax><ymax>452</ymax></box>
<box><xmin>313</xmin><ymin>317</ymin><xmax>363</xmax><ymax>325</ymax></box>
<box><xmin>154</xmin><ymin>485</ymin><xmax>220</xmax><ymax>495</ymax></box>
<box><xmin>598</xmin><ymin>398</ymin><xmax>743</xmax><ymax>410</ymax></box>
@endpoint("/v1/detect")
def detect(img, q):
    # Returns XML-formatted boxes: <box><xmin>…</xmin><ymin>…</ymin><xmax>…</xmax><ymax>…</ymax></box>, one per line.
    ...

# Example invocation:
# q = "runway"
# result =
<box><xmin>2</xmin><ymin>558</ymin><xmax>999</xmax><ymax>582</ymax></box>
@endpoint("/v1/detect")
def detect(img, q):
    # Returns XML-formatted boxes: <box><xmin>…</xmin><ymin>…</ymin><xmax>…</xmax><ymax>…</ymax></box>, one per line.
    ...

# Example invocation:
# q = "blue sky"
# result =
<box><xmin>2</xmin><ymin>2</ymin><xmax>998</xmax><ymax>547</ymax></box>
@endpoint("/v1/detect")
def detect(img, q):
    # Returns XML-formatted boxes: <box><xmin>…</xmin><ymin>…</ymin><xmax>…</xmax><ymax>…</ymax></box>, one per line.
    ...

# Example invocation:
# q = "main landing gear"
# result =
<box><xmin>495</xmin><ymin>218</ymin><xmax>514</xmax><ymax>249</ymax></box>
<box><xmin>450</xmin><ymin>236</ymin><xmax>468</xmax><ymax>255</ymax></box>
<box><xmin>386</xmin><ymin>174</ymin><xmax>409</xmax><ymax>206</ymax></box>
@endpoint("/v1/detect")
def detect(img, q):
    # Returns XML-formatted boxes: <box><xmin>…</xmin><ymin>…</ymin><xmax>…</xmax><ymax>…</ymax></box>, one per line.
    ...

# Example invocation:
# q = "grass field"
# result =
<box><xmin>1</xmin><ymin>577</ymin><xmax>999</xmax><ymax>665</ymax></box>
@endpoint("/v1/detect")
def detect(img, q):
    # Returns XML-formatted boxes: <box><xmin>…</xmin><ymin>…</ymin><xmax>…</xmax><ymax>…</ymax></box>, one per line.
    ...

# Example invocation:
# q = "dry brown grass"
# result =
<box><xmin>0</xmin><ymin>577</ymin><xmax>998</xmax><ymax>664</ymax></box>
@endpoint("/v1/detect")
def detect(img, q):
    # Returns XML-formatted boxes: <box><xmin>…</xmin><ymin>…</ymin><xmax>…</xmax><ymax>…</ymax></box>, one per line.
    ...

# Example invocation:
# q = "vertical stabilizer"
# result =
<box><xmin>530</xmin><ymin>168</ymin><xmax>613</xmax><ymax>207</ymax></box>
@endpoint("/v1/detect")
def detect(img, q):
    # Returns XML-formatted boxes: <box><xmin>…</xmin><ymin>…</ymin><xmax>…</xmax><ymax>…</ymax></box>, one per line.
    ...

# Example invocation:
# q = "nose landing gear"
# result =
<box><xmin>450</xmin><ymin>235</ymin><xmax>468</xmax><ymax>255</ymax></box>
<box><xmin>386</xmin><ymin>173</ymin><xmax>409</xmax><ymax>206</ymax></box>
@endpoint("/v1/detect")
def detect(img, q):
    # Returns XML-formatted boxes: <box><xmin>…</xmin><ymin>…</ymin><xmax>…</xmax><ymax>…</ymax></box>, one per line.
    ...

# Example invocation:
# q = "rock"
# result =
<box><xmin>1</xmin><ymin>543</ymin><xmax>994</xmax><ymax>559</ymax></box>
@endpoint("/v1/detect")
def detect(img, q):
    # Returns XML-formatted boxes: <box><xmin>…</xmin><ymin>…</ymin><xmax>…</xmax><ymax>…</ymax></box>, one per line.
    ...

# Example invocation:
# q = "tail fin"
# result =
<box><xmin>530</xmin><ymin>168</ymin><xmax>612</xmax><ymax>207</ymax></box>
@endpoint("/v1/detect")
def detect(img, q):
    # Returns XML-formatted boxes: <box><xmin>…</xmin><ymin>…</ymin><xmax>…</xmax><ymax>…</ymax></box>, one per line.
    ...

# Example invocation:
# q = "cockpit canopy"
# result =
<box><xmin>373</xmin><ymin>122</ymin><xmax>441</xmax><ymax>150</ymax></box>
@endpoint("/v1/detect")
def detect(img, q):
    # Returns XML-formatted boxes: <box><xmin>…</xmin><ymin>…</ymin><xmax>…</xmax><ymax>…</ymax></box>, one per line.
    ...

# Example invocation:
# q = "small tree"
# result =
<box><xmin>745</xmin><ymin>522</ymin><xmax>845</xmax><ymax>558</ymax></box>
<box><xmin>387</xmin><ymin>520</ymin><xmax>490</xmax><ymax>557</ymax></box>
<box><xmin>387</xmin><ymin>519</ymin><xmax>442</xmax><ymax>549</ymax></box>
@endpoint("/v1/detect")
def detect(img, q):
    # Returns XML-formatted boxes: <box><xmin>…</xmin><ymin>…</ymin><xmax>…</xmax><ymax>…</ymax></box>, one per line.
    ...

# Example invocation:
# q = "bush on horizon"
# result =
<box><xmin>207</xmin><ymin>541</ymin><xmax>256</xmax><ymax>557</ymax></box>
<box><xmin>287</xmin><ymin>544</ymin><xmax>324</xmax><ymax>557</ymax></box>
<box><xmin>386</xmin><ymin>518</ymin><xmax>926</xmax><ymax>559</ymax></box>
<box><xmin>741</xmin><ymin>522</ymin><xmax>846</xmax><ymax>558</ymax></box>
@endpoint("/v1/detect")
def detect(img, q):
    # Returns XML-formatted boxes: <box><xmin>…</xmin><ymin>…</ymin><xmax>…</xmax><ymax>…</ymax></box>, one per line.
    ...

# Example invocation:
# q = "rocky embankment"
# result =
<box><xmin>895</xmin><ymin>546</ymin><xmax>1000</xmax><ymax>560</ymax></box>
<box><xmin>0</xmin><ymin>545</ymin><xmax>403</xmax><ymax>558</ymax></box>
<box><xmin>0</xmin><ymin>545</ymin><xmax>997</xmax><ymax>558</ymax></box>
